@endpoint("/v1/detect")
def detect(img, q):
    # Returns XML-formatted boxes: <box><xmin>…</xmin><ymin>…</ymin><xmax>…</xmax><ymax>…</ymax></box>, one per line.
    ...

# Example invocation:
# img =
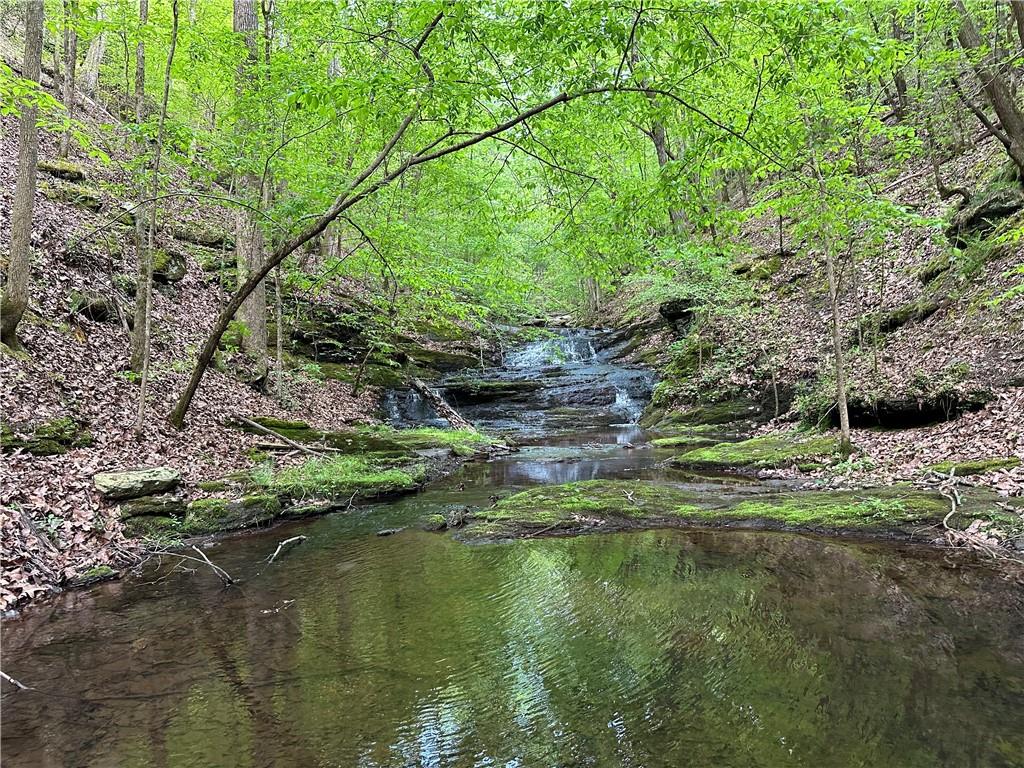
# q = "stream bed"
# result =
<box><xmin>3</xmin><ymin>330</ymin><xmax>1023</xmax><ymax>767</ymax></box>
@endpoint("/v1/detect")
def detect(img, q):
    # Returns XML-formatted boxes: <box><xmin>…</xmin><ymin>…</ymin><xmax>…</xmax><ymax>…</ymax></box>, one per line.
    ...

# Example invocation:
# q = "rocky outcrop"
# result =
<box><xmin>70</xmin><ymin>290</ymin><xmax>117</xmax><ymax>322</ymax></box>
<box><xmin>117</xmin><ymin>494</ymin><xmax>187</xmax><ymax>518</ymax></box>
<box><xmin>37</xmin><ymin>158</ymin><xmax>87</xmax><ymax>180</ymax></box>
<box><xmin>153</xmin><ymin>248</ymin><xmax>187</xmax><ymax>283</ymax></box>
<box><xmin>93</xmin><ymin>468</ymin><xmax>180</xmax><ymax>500</ymax></box>
<box><xmin>658</xmin><ymin>298</ymin><xmax>696</xmax><ymax>335</ymax></box>
<box><xmin>946</xmin><ymin>183</ymin><xmax>1024</xmax><ymax>246</ymax></box>
<box><xmin>39</xmin><ymin>179</ymin><xmax>102</xmax><ymax>211</ymax></box>
<box><xmin>2</xmin><ymin>418</ymin><xmax>93</xmax><ymax>456</ymax></box>
<box><xmin>167</xmin><ymin>222</ymin><xmax>234</xmax><ymax>249</ymax></box>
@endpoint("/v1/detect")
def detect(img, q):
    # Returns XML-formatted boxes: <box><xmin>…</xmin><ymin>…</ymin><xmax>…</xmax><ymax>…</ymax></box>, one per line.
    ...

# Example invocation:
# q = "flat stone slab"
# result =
<box><xmin>94</xmin><ymin>468</ymin><xmax>180</xmax><ymax>500</ymax></box>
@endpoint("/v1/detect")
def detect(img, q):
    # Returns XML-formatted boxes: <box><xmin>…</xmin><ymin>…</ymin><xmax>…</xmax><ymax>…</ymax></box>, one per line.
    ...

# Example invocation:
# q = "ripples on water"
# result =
<box><xmin>3</xmin><ymin>329</ymin><xmax>1023</xmax><ymax>766</ymax></box>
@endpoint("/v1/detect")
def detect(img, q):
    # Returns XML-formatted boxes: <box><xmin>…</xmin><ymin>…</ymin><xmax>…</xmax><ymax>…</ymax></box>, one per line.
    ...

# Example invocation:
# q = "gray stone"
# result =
<box><xmin>94</xmin><ymin>468</ymin><xmax>180</xmax><ymax>500</ymax></box>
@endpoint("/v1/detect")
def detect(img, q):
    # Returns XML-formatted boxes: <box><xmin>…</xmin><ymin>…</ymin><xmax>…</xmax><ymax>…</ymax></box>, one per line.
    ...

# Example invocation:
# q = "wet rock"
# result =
<box><xmin>70</xmin><ymin>289</ymin><xmax>116</xmax><ymax>322</ymax></box>
<box><xmin>443</xmin><ymin>377</ymin><xmax>542</xmax><ymax>403</ymax></box>
<box><xmin>376</xmin><ymin>527</ymin><xmax>404</xmax><ymax>536</ymax></box>
<box><xmin>37</xmin><ymin>158</ymin><xmax>86</xmax><ymax>180</ymax></box>
<box><xmin>39</xmin><ymin>179</ymin><xmax>102</xmax><ymax>211</ymax></box>
<box><xmin>66</xmin><ymin>565</ymin><xmax>117</xmax><ymax>588</ymax></box>
<box><xmin>152</xmin><ymin>248</ymin><xmax>187</xmax><ymax>283</ymax></box>
<box><xmin>421</xmin><ymin>513</ymin><xmax>448</xmax><ymax>531</ymax></box>
<box><xmin>94</xmin><ymin>467</ymin><xmax>180</xmax><ymax>500</ymax></box>
<box><xmin>118</xmin><ymin>494</ymin><xmax>187</xmax><ymax>519</ymax></box>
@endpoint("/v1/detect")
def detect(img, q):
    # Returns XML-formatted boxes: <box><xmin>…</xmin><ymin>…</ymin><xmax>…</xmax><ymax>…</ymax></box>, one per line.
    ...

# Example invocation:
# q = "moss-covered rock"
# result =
<box><xmin>152</xmin><ymin>249</ymin><xmax>187</xmax><ymax>283</ymax></box>
<box><xmin>464</xmin><ymin>480</ymin><xmax>1001</xmax><ymax>542</ymax></box>
<box><xmin>421</xmin><ymin>513</ymin><xmax>449</xmax><ymax>531</ymax></box>
<box><xmin>94</xmin><ymin>467</ymin><xmax>180</xmax><ymax>500</ymax></box>
<box><xmin>2</xmin><ymin>417</ymin><xmax>93</xmax><ymax>456</ymax></box>
<box><xmin>39</xmin><ymin>179</ymin><xmax>102</xmax><ymax>211</ymax></box>
<box><xmin>118</xmin><ymin>494</ymin><xmax>187</xmax><ymax>519</ymax></box>
<box><xmin>70</xmin><ymin>290</ymin><xmax>116</xmax><ymax>322</ymax></box>
<box><xmin>924</xmin><ymin>457</ymin><xmax>1021</xmax><ymax>476</ymax></box>
<box><xmin>661</xmin><ymin>398</ymin><xmax>763</xmax><ymax>427</ymax></box>
<box><xmin>917</xmin><ymin>253</ymin><xmax>952</xmax><ymax>284</ymax></box>
<box><xmin>254</xmin><ymin>456</ymin><xmax>425</xmax><ymax>500</ymax></box>
<box><xmin>123</xmin><ymin>515</ymin><xmax>181</xmax><ymax>540</ymax></box>
<box><xmin>167</xmin><ymin>222</ymin><xmax>233</xmax><ymax>249</ymax></box>
<box><xmin>855</xmin><ymin>298</ymin><xmax>939</xmax><ymax>342</ymax></box>
<box><xmin>66</xmin><ymin>565</ymin><xmax>117</xmax><ymax>588</ymax></box>
<box><xmin>37</xmin><ymin>158</ymin><xmax>87</xmax><ymax>180</ymax></box>
<box><xmin>947</xmin><ymin>182</ymin><xmax>1024</xmax><ymax>246</ymax></box>
<box><xmin>649</xmin><ymin>434</ymin><xmax>719</xmax><ymax>450</ymax></box>
<box><xmin>670</xmin><ymin>432</ymin><xmax>842</xmax><ymax>472</ymax></box>
<box><xmin>183</xmin><ymin>495</ymin><xmax>281</xmax><ymax>534</ymax></box>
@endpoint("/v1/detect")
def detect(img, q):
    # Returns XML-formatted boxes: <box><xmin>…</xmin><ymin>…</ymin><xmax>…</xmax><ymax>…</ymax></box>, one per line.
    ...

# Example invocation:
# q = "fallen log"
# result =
<box><xmin>409</xmin><ymin>378</ymin><xmax>477</xmax><ymax>432</ymax></box>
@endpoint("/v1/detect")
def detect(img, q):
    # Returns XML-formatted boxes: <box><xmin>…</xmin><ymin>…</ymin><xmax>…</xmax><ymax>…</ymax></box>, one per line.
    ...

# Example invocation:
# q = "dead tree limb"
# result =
<box><xmin>265</xmin><ymin>535</ymin><xmax>307</xmax><ymax>564</ymax></box>
<box><xmin>234</xmin><ymin>415</ymin><xmax>327</xmax><ymax>457</ymax></box>
<box><xmin>409</xmin><ymin>378</ymin><xmax>476</xmax><ymax>431</ymax></box>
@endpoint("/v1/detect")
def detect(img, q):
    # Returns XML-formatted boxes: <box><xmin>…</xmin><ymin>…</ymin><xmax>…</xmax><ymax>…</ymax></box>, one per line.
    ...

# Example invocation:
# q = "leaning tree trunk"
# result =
<box><xmin>58</xmin><ymin>0</ymin><xmax>79</xmax><ymax>159</ymax></box>
<box><xmin>410</xmin><ymin>378</ymin><xmax>476</xmax><ymax>432</ymax></box>
<box><xmin>129</xmin><ymin>0</ymin><xmax>149</xmax><ymax>372</ymax></box>
<box><xmin>1</xmin><ymin>0</ymin><xmax>44</xmax><ymax>350</ymax></box>
<box><xmin>954</xmin><ymin>0</ymin><xmax>1024</xmax><ymax>176</ymax></box>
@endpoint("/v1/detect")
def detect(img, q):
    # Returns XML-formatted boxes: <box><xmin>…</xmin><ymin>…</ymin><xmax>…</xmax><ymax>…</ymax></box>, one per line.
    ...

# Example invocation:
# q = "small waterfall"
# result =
<box><xmin>505</xmin><ymin>329</ymin><xmax>599</xmax><ymax>369</ymax></box>
<box><xmin>612</xmin><ymin>387</ymin><xmax>643</xmax><ymax>424</ymax></box>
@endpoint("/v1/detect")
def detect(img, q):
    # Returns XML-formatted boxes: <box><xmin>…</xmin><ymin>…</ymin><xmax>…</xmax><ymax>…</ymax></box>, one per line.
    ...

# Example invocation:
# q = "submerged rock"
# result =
<box><xmin>94</xmin><ymin>467</ymin><xmax>180</xmax><ymax>500</ymax></box>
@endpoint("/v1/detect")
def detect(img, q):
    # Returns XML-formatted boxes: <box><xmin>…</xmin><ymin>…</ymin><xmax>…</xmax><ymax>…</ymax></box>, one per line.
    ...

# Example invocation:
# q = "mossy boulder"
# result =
<box><xmin>421</xmin><ymin>513</ymin><xmax>449</xmax><ymax>531</ymax></box>
<box><xmin>183</xmin><ymin>495</ymin><xmax>281</xmax><ymax>534</ymax></box>
<box><xmin>94</xmin><ymin>467</ymin><xmax>180</xmax><ymax>500</ymax></box>
<box><xmin>924</xmin><ymin>457</ymin><xmax>1021</xmax><ymax>476</ymax></box>
<box><xmin>2</xmin><ymin>417</ymin><xmax>93</xmax><ymax>456</ymax></box>
<box><xmin>37</xmin><ymin>158</ymin><xmax>87</xmax><ymax>180</ymax></box>
<box><xmin>947</xmin><ymin>183</ymin><xmax>1024</xmax><ymax>246</ymax></box>
<box><xmin>167</xmin><ymin>222</ymin><xmax>233</xmax><ymax>249</ymax></box>
<box><xmin>649</xmin><ymin>434</ymin><xmax>720</xmax><ymax>450</ymax></box>
<box><xmin>855</xmin><ymin>298</ymin><xmax>939</xmax><ymax>342</ymax></box>
<box><xmin>122</xmin><ymin>515</ymin><xmax>181</xmax><ymax>540</ymax></box>
<box><xmin>917</xmin><ymin>253</ymin><xmax>952</xmax><ymax>284</ymax></box>
<box><xmin>39</xmin><ymin>179</ymin><xmax>102</xmax><ymax>211</ymax></box>
<box><xmin>670</xmin><ymin>432</ymin><xmax>842</xmax><ymax>472</ymax></box>
<box><xmin>118</xmin><ymin>494</ymin><xmax>187</xmax><ymax>519</ymax></box>
<box><xmin>152</xmin><ymin>249</ymin><xmax>187</xmax><ymax>283</ymax></box>
<box><xmin>66</xmin><ymin>565</ymin><xmax>117</xmax><ymax>588</ymax></box>
<box><xmin>465</xmin><ymin>480</ymin><xmax>992</xmax><ymax>542</ymax></box>
<box><xmin>661</xmin><ymin>398</ymin><xmax>763</xmax><ymax>427</ymax></box>
<box><xmin>70</xmin><ymin>290</ymin><xmax>116</xmax><ymax>322</ymax></box>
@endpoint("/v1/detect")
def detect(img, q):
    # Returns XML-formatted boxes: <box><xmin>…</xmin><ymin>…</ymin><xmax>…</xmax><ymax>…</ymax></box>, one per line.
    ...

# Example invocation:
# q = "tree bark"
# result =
<box><xmin>58</xmin><ymin>0</ymin><xmax>79</xmax><ymax>159</ymax></box>
<box><xmin>1012</xmin><ymin>0</ymin><xmax>1024</xmax><ymax>51</ymax></box>
<box><xmin>81</xmin><ymin>4</ymin><xmax>107</xmax><ymax>98</ymax></box>
<box><xmin>1</xmin><ymin>0</ymin><xmax>44</xmax><ymax>350</ymax></box>
<box><xmin>953</xmin><ymin>0</ymin><xmax>1024</xmax><ymax>174</ymax></box>
<box><xmin>129</xmin><ymin>0</ymin><xmax>149</xmax><ymax>372</ymax></box>
<box><xmin>410</xmin><ymin>378</ymin><xmax>476</xmax><ymax>431</ymax></box>
<box><xmin>234</xmin><ymin>0</ymin><xmax>268</xmax><ymax>371</ymax></box>
<box><xmin>135</xmin><ymin>0</ymin><xmax>179</xmax><ymax>435</ymax></box>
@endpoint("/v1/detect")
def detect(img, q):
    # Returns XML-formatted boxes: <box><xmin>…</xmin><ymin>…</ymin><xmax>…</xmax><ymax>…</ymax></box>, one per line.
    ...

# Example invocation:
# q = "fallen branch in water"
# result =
<box><xmin>265</xmin><ymin>535</ymin><xmax>307</xmax><ymax>564</ymax></box>
<box><xmin>190</xmin><ymin>545</ymin><xmax>234</xmax><ymax>585</ymax></box>
<box><xmin>1</xmin><ymin>670</ymin><xmax>32</xmax><ymax>691</ymax></box>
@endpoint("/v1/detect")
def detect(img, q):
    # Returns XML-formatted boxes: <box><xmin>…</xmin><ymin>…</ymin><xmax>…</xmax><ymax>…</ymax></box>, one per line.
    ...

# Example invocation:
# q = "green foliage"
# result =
<box><xmin>255</xmin><ymin>455</ymin><xmax>425</xmax><ymax>499</ymax></box>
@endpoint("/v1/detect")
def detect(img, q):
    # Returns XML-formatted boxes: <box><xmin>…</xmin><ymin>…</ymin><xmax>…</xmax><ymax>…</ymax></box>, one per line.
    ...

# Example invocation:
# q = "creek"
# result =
<box><xmin>2</xmin><ymin>329</ymin><xmax>1022</xmax><ymax>767</ymax></box>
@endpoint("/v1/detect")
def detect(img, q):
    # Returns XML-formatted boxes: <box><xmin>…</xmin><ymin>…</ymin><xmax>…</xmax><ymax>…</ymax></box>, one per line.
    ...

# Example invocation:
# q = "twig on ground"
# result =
<box><xmin>1</xmin><ymin>670</ymin><xmax>32</xmax><ymax>691</ymax></box>
<box><xmin>233</xmin><ymin>416</ymin><xmax>328</xmax><ymax>458</ymax></box>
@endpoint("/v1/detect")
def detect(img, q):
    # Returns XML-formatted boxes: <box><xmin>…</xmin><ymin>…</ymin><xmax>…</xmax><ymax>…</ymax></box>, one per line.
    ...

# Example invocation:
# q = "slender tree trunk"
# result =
<box><xmin>135</xmin><ymin>0</ymin><xmax>179</xmax><ymax>435</ymax></box>
<box><xmin>953</xmin><ymin>0</ymin><xmax>1024</xmax><ymax>175</ymax></box>
<box><xmin>129</xmin><ymin>0</ymin><xmax>149</xmax><ymax>372</ymax></box>
<box><xmin>1</xmin><ymin>0</ymin><xmax>44</xmax><ymax>350</ymax></box>
<box><xmin>234</xmin><ymin>0</ymin><xmax>267</xmax><ymax>371</ymax></box>
<box><xmin>58</xmin><ymin>0</ymin><xmax>79</xmax><ymax>159</ymax></box>
<box><xmin>824</xmin><ymin>243</ymin><xmax>852</xmax><ymax>455</ymax></box>
<box><xmin>81</xmin><ymin>4</ymin><xmax>107</xmax><ymax>98</ymax></box>
<box><xmin>1011</xmin><ymin>0</ymin><xmax>1024</xmax><ymax>51</ymax></box>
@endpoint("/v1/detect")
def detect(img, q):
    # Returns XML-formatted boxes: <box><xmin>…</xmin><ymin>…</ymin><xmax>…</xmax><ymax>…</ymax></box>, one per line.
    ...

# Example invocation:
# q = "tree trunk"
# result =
<box><xmin>825</xmin><ymin>244</ymin><xmax>852</xmax><ymax>456</ymax></box>
<box><xmin>234</xmin><ymin>0</ymin><xmax>267</xmax><ymax>371</ymax></box>
<box><xmin>81</xmin><ymin>4</ymin><xmax>107</xmax><ymax>98</ymax></box>
<box><xmin>954</xmin><ymin>0</ymin><xmax>1024</xmax><ymax>175</ymax></box>
<box><xmin>410</xmin><ymin>378</ymin><xmax>476</xmax><ymax>432</ymax></box>
<box><xmin>135</xmin><ymin>0</ymin><xmax>179</xmax><ymax>435</ymax></box>
<box><xmin>129</xmin><ymin>0</ymin><xmax>149</xmax><ymax>372</ymax></box>
<box><xmin>58</xmin><ymin>0</ymin><xmax>79</xmax><ymax>159</ymax></box>
<box><xmin>0</xmin><ymin>0</ymin><xmax>44</xmax><ymax>350</ymax></box>
<box><xmin>1012</xmin><ymin>0</ymin><xmax>1024</xmax><ymax>51</ymax></box>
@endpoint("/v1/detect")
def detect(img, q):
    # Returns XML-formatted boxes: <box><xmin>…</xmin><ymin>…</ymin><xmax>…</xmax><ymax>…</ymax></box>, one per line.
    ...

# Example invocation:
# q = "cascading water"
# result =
<box><xmin>382</xmin><ymin>327</ymin><xmax>654</xmax><ymax>432</ymax></box>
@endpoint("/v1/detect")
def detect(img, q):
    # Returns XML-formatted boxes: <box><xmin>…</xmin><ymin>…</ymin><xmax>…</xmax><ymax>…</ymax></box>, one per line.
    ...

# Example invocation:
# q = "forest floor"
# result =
<box><xmin>615</xmin><ymin>135</ymin><xmax>1024</xmax><ymax>499</ymax></box>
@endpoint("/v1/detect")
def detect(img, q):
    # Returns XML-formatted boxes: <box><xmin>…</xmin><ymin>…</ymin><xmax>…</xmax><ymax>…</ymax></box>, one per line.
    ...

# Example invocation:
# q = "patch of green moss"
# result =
<box><xmin>421</xmin><ymin>514</ymin><xmax>448</xmax><ymax>531</ymax></box>
<box><xmin>2</xmin><ymin>417</ymin><xmax>92</xmax><ymax>456</ymax></box>
<box><xmin>39</xmin><ymin>179</ymin><xmax>102</xmax><ymax>211</ymax></box>
<box><xmin>359</xmin><ymin>426</ymin><xmax>499</xmax><ymax>457</ymax></box>
<box><xmin>917</xmin><ymin>253</ymin><xmax>952</xmax><ymax>284</ymax></box>
<box><xmin>197</xmin><ymin>479</ymin><xmax>229</xmax><ymax>492</ymax></box>
<box><xmin>670</xmin><ymin>432</ymin><xmax>841</xmax><ymax>471</ymax></box>
<box><xmin>123</xmin><ymin>514</ymin><xmax>182</xmax><ymax>541</ymax></box>
<box><xmin>37</xmin><ymin>157</ymin><xmax>87</xmax><ymax>180</ymax></box>
<box><xmin>925</xmin><ymin>457</ymin><xmax>1021</xmax><ymax>476</ymax></box>
<box><xmin>183</xmin><ymin>495</ymin><xmax>281</xmax><ymax>534</ymax></box>
<box><xmin>649</xmin><ymin>435</ymin><xmax>719</xmax><ymax>449</ymax></box>
<box><xmin>254</xmin><ymin>455</ymin><xmax>424</xmax><ymax>500</ymax></box>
